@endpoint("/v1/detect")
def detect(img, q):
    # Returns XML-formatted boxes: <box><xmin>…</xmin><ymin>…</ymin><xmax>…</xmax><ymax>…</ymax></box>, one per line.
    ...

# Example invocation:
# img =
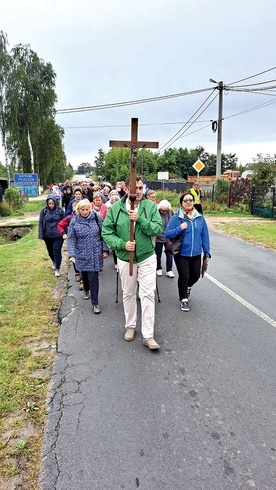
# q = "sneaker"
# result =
<box><xmin>124</xmin><ymin>328</ymin><xmax>135</xmax><ymax>341</ymax></box>
<box><xmin>92</xmin><ymin>305</ymin><xmax>101</xmax><ymax>314</ymax></box>
<box><xmin>180</xmin><ymin>299</ymin><xmax>189</xmax><ymax>312</ymax></box>
<box><xmin>75</xmin><ymin>273</ymin><xmax>81</xmax><ymax>282</ymax></box>
<box><xmin>156</xmin><ymin>269</ymin><xmax>162</xmax><ymax>276</ymax></box>
<box><xmin>54</xmin><ymin>269</ymin><xmax>60</xmax><ymax>277</ymax></box>
<box><xmin>166</xmin><ymin>270</ymin><xmax>174</xmax><ymax>278</ymax></box>
<box><xmin>52</xmin><ymin>262</ymin><xmax>55</xmax><ymax>269</ymax></box>
<box><xmin>83</xmin><ymin>291</ymin><xmax>90</xmax><ymax>300</ymax></box>
<box><xmin>79</xmin><ymin>281</ymin><xmax>84</xmax><ymax>291</ymax></box>
<box><xmin>143</xmin><ymin>338</ymin><xmax>160</xmax><ymax>350</ymax></box>
<box><xmin>187</xmin><ymin>287</ymin><xmax>191</xmax><ymax>299</ymax></box>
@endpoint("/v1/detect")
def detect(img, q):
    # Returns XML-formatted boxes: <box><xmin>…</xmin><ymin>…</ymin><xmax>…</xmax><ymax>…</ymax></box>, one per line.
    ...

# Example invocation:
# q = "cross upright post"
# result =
<box><xmin>109</xmin><ymin>118</ymin><xmax>159</xmax><ymax>275</ymax></box>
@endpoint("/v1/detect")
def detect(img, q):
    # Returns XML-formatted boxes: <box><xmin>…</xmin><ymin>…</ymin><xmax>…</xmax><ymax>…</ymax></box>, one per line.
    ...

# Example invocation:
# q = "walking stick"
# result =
<box><xmin>156</xmin><ymin>281</ymin><xmax>161</xmax><ymax>303</ymax></box>
<box><xmin>115</xmin><ymin>268</ymin><xmax>119</xmax><ymax>303</ymax></box>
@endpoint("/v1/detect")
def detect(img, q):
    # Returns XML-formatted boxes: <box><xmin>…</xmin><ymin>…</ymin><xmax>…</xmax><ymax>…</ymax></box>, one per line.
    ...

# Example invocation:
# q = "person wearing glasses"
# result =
<box><xmin>165</xmin><ymin>192</ymin><xmax>211</xmax><ymax>312</ymax></box>
<box><xmin>102</xmin><ymin>176</ymin><xmax>163</xmax><ymax>350</ymax></box>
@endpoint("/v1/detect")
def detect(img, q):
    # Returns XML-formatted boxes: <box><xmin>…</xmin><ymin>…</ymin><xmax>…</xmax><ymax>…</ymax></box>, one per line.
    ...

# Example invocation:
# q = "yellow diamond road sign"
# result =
<box><xmin>192</xmin><ymin>159</ymin><xmax>205</xmax><ymax>173</ymax></box>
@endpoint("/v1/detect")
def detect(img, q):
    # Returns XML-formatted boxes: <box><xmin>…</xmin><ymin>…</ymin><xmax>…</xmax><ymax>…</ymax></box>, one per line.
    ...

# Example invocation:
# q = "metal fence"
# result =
<box><xmin>146</xmin><ymin>180</ymin><xmax>187</xmax><ymax>193</ymax></box>
<box><xmin>250</xmin><ymin>186</ymin><xmax>276</xmax><ymax>219</ymax></box>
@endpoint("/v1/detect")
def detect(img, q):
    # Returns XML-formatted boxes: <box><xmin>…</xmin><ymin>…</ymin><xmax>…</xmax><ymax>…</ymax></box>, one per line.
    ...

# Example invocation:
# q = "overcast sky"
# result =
<box><xmin>1</xmin><ymin>0</ymin><xmax>276</xmax><ymax>171</ymax></box>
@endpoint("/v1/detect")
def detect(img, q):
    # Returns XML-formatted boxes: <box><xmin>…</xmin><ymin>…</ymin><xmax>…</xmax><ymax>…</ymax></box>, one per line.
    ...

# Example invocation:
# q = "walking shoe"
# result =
<box><xmin>187</xmin><ymin>287</ymin><xmax>191</xmax><ymax>299</ymax></box>
<box><xmin>79</xmin><ymin>281</ymin><xmax>84</xmax><ymax>291</ymax></box>
<box><xmin>54</xmin><ymin>269</ymin><xmax>60</xmax><ymax>277</ymax></box>
<box><xmin>166</xmin><ymin>270</ymin><xmax>174</xmax><ymax>278</ymax></box>
<box><xmin>92</xmin><ymin>305</ymin><xmax>101</xmax><ymax>314</ymax></box>
<box><xmin>143</xmin><ymin>338</ymin><xmax>160</xmax><ymax>350</ymax></box>
<box><xmin>180</xmin><ymin>298</ymin><xmax>189</xmax><ymax>311</ymax></box>
<box><xmin>75</xmin><ymin>273</ymin><xmax>81</xmax><ymax>282</ymax></box>
<box><xmin>124</xmin><ymin>328</ymin><xmax>135</xmax><ymax>341</ymax></box>
<box><xmin>83</xmin><ymin>291</ymin><xmax>90</xmax><ymax>300</ymax></box>
<box><xmin>156</xmin><ymin>269</ymin><xmax>162</xmax><ymax>276</ymax></box>
<box><xmin>52</xmin><ymin>262</ymin><xmax>55</xmax><ymax>269</ymax></box>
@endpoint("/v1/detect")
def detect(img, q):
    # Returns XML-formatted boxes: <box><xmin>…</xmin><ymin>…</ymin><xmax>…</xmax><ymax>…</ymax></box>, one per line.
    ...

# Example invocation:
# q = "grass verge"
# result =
<box><xmin>0</xmin><ymin>225</ymin><xmax>68</xmax><ymax>489</ymax></box>
<box><xmin>211</xmin><ymin>219</ymin><xmax>276</xmax><ymax>250</ymax></box>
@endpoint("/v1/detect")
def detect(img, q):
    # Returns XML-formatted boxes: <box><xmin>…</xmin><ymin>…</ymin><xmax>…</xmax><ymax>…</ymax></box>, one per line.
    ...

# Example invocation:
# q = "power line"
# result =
<box><xmin>158</xmin><ymin>90</ymin><xmax>218</xmax><ymax>153</ymax></box>
<box><xmin>228</xmin><ymin>66</ymin><xmax>276</xmax><ymax>85</ymax></box>
<box><xmin>56</xmin><ymin>87</ymin><xmax>213</xmax><ymax>114</ymax></box>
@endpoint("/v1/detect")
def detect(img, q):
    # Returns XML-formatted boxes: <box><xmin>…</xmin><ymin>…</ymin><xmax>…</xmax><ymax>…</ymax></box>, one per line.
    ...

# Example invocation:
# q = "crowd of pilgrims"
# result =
<box><xmin>39</xmin><ymin>180</ymin><xmax>173</xmax><ymax>309</ymax></box>
<box><xmin>38</xmin><ymin>178</ymin><xmax>210</xmax><ymax>327</ymax></box>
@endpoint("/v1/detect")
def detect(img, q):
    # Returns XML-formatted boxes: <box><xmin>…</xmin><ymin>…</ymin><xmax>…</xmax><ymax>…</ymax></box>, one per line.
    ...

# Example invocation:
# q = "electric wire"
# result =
<box><xmin>158</xmin><ymin>90</ymin><xmax>218</xmax><ymax>153</ymax></box>
<box><xmin>227</xmin><ymin>66</ymin><xmax>276</xmax><ymax>86</ymax></box>
<box><xmin>56</xmin><ymin>87</ymin><xmax>213</xmax><ymax>114</ymax></box>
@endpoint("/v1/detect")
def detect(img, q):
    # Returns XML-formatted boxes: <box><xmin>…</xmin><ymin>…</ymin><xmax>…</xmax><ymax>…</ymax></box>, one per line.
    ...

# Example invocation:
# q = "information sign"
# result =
<box><xmin>14</xmin><ymin>173</ymin><xmax>39</xmax><ymax>186</ymax></box>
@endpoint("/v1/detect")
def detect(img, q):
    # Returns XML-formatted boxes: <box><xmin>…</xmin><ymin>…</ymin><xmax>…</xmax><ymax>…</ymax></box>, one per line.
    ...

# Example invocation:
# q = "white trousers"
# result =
<box><xmin>117</xmin><ymin>254</ymin><xmax>157</xmax><ymax>339</ymax></box>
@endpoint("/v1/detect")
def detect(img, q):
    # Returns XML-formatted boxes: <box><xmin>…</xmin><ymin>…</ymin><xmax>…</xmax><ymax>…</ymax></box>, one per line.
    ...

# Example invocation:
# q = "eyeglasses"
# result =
<box><xmin>183</xmin><ymin>199</ymin><xmax>193</xmax><ymax>203</ymax></box>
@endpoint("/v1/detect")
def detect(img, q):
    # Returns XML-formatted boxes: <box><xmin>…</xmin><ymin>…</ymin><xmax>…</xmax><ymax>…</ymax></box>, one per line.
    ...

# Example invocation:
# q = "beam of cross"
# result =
<box><xmin>109</xmin><ymin>118</ymin><xmax>159</xmax><ymax>275</ymax></box>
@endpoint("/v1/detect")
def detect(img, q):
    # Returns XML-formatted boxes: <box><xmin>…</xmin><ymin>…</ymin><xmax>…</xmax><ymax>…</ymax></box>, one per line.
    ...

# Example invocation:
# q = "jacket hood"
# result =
<box><xmin>46</xmin><ymin>194</ymin><xmax>58</xmax><ymax>206</ymax></box>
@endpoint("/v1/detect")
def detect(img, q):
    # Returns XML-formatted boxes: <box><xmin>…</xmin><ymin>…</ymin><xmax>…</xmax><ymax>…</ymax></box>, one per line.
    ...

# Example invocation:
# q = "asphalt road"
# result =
<box><xmin>39</xmin><ymin>231</ymin><xmax>276</xmax><ymax>490</ymax></box>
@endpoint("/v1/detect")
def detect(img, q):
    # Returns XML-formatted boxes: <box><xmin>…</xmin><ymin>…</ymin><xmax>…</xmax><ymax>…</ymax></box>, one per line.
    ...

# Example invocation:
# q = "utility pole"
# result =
<box><xmin>210</xmin><ymin>79</ymin><xmax>224</xmax><ymax>179</ymax></box>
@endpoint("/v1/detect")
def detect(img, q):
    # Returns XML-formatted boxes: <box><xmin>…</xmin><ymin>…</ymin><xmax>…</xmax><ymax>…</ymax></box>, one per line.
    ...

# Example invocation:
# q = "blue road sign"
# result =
<box><xmin>14</xmin><ymin>173</ymin><xmax>39</xmax><ymax>186</ymax></box>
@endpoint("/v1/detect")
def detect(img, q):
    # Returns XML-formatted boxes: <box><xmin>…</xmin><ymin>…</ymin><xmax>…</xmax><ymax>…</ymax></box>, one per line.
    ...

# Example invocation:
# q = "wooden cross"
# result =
<box><xmin>109</xmin><ymin>118</ymin><xmax>159</xmax><ymax>275</ymax></box>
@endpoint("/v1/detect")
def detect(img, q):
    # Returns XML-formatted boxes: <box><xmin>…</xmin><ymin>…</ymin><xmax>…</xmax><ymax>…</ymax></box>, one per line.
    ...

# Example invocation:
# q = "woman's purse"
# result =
<box><xmin>165</xmin><ymin>234</ymin><xmax>183</xmax><ymax>255</ymax></box>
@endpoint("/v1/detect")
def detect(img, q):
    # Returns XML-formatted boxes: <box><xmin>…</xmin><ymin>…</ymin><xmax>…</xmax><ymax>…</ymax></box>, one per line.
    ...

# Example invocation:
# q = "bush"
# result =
<box><xmin>3</xmin><ymin>187</ymin><xmax>23</xmax><ymax>211</ymax></box>
<box><xmin>0</xmin><ymin>201</ymin><xmax>12</xmax><ymax>217</ymax></box>
<box><xmin>214</xmin><ymin>179</ymin><xmax>230</xmax><ymax>204</ymax></box>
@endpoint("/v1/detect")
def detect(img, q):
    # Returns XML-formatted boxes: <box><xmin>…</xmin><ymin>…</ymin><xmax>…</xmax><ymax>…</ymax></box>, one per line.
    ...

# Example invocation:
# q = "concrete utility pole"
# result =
<box><xmin>210</xmin><ymin>79</ymin><xmax>224</xmax><ymax>179</ymax></box>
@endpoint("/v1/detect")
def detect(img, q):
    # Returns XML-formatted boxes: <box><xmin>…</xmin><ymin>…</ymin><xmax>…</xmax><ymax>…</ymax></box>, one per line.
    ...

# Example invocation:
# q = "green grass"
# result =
<box><xmin>0</xmin><ymin>225</ymin><xmax>68</xmax><ymax>487</ymax></box>
<box><xmin>213</xmin><ymin>220</ymin><xmax>276</xmax><ymax>250</ymax></box>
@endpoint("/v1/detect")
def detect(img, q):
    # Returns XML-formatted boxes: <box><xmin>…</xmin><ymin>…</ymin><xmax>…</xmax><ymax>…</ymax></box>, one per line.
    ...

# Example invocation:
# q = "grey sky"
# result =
<box><xmin>1</xmin><ymin>0</ymin><xmax>276</xmax><ymax>170</ymax></box>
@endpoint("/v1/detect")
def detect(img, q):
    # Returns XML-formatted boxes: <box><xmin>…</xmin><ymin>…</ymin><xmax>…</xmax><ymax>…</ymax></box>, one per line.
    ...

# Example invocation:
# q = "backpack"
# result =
<box><xmin>42</xmin><ymin>206</ymin><xmax>63</xmax><ymax>231</ymax></box>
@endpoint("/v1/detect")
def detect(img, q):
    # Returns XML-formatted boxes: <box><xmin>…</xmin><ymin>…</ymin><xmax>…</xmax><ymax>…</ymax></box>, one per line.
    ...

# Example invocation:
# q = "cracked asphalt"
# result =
<box><xmin>39</xmin><ymin>233</ymin><xmax>276</xmax><ymax>490</ymax></box>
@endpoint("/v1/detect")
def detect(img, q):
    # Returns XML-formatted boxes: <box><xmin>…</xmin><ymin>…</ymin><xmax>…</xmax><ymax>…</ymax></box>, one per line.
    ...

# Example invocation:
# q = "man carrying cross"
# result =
<box><xmin>102</xmin><ymin>174</ymin><xmax>163</xmax><ymax>349</ymax></box>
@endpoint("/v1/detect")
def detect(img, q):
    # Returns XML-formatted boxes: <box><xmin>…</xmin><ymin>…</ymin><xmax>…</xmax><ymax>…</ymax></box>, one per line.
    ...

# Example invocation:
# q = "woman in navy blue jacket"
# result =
<box><xmin>165</xmin><ymin>192</ymin><xmax>211</xmax><ymax>312</ymax></box>
<box><xmin>38</xmin><ymin>195</ymin><xmax>65</xmax><ymax>277</ymax></box>
<box><xmin>67</xmin><ymin>199</ymin><xmax>109</xmax><ymax>314</ymax></box>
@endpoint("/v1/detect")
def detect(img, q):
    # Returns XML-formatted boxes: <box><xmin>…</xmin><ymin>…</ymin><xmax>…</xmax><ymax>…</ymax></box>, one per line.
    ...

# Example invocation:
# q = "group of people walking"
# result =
<box><xmin>39</xmin><ymin>178</ymin><xmax>211</xmax><ymax>350</ymax></box>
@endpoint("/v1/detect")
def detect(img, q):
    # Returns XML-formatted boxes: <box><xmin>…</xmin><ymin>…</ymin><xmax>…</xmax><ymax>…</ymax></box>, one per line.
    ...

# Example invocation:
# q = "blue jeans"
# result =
<box><xmin>155</xmin><ymin>242</ymin><xmax>173</xmax><ymax>272</ymax></box>
<box><xmin>82</xmin><ymin>271</ymin><xmax>99</xmax><ymax>305</ymax></box>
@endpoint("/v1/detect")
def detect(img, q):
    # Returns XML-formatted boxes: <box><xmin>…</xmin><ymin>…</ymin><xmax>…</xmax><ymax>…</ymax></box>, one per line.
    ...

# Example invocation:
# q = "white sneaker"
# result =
<box><xmin>54</xmin><ymin>270</ymin><xmax>60</xmax><ymax>277</ymax></box>
<box><xmin>166</xmin><ymin>270</ymin><xmax>174</xmax><ymax>278</ymax></box>
<box><xmin>156</xmin><ymin>269</ymin><xmax>162</xmax><ymax>276</ymax></box>
<box><xmin>52</xmin><ymin>262</ymin><xmax>55</xmax><ymax>269</ymax></box>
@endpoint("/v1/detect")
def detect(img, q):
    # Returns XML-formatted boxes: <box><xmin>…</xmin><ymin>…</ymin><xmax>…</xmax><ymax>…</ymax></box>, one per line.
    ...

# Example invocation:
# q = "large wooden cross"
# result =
<box><xmin>109</xmin><ymin>118</ymin><xmax>159</xmax><ymax>275</ymax></box>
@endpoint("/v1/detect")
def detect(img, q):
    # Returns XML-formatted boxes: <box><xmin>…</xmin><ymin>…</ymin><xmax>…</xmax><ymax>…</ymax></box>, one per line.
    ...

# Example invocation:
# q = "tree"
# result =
<box><xmin>5</xmin><ymin>43</ymin><xmax>57</xmax><ymax>173</ymax></box>
<box><xmin>94</xmin><ymin>148</ymin><xmax>106</xmax><ymax>180</ymax></box>
<box><xmin>0</xmin><ymin>31</ymin><xmax>9</xmax><ymax>168</ymax></box>
<box><xmin>0</xmin><ymin>35</ymin><xmax>69</xmax><ymax>184</ymax></box>
<box><xmin>76</xmin><ymin>162</ymin><xmax>94</xmax><ymax>175</ymax></box>
<box><xmin>250</xmin><ymin>154</ymin><xmax>276</xmax><ymax>187</ymax></box>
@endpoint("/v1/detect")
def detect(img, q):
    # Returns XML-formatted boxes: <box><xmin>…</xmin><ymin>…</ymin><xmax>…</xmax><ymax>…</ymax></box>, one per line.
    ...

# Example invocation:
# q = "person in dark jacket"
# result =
<box><xmin>165</xmin><ymin>192</ymin><xmax>211</xmax><ymax>312</ymax></box>
<box><xmin>38</xmin><ymin>195</ymin><xmax>65</xmax><ymax>277</ymax></box>
<box><xmin>67</xmin><ymin>199</ymin><xmax>109</xmax><ymax>314</ymax></box>
<box><xmin>62</xmin><ymin>185</ymin><xmax>73</xmax><ymax>211</ymax></box>
<box><xmin>81</xmin><ymin>181</ymin><xmax>93</xmax><ymax>202</ymax></box>
<box><xmin>155</xmin><ymin>199</ymin><xmax>174</xmax><ymax>278</ymax></box>
<box><xmin>65</xmin><ymin>187</ymin><xmax>84</xmax><ymax>216</ymax></box>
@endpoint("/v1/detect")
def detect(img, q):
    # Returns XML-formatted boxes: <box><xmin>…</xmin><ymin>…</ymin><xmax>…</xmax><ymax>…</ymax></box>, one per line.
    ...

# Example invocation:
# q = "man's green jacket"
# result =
<box><xmin>102</xmin><ymin>196</ymin><xmax>163</xmax><ymax>263</ymax></box>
